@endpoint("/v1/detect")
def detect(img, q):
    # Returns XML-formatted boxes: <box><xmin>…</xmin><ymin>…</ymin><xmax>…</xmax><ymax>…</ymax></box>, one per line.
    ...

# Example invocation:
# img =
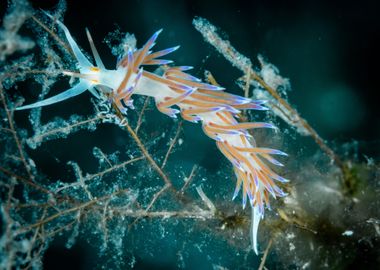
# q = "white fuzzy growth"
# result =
<box><xmin>0</xmin><ymin>0</ymin><xmax>34</xmax><ymax>61</ymax></box>
<box><xmin>253</xmin><ymin>88</ymin><xmax>311</xmax><ymax>136</ymax></box>
<box><xmin>258</xmin><ymin>55</ymin><xmax>290</xmax><ymax>93</ymax></box>
<box><xmin>193</xmin><ymin>17</ymin><xmax>252</xmax><ymax>73</ymax></box>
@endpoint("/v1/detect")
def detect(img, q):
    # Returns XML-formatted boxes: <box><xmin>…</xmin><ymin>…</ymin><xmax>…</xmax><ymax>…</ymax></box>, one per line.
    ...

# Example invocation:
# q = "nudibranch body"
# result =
<box><xmin>16</xmin><ymin>14</ymin><xmax>288</xmax><ymax>254</ymax></box>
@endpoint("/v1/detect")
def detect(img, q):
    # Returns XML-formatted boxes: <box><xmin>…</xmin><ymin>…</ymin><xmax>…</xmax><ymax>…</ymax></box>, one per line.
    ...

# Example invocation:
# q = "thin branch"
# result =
<box><xmin>54</xmin><ymin>156</ymin><xmax>145</xmax><ymax>194</ymax></box>
<box><xmin>244</xmin><ymin>67</ymin><xmax>251</xmax><ymax>99</ymax></box>
<box><xmin>134</xmin><ymin>96</ymin><xmax>151</xmax><ymax>134</ymax></box>
<box><xmin>20</xmin><ymin>191</ymin><xmax>216</xmax><ymax>235</ymax></box>
<box><xmin>25</xmin><ymin>207</ymin><xmax>47</xmax><ymax>265</ymax></box>
<box><xmin>130</xmin><ymin>184</ymin><xmax>171</xmax><ymax>228</ymax></box>
<box><xmin>86</xmin><ymin>155</ymin><xmax>144</xmax><ymax>181</ymax></box>
<box><xmin>0</xmin><ymin>127</ymin><xmax>15</xmax><ymax>133</ymax></box>
<box><xmin>28</xmin><ymin>115</ymin><xmax>103</xmax><ymax>144</ymax></box>
<box><xmin>18</xmin><ymin>199</ymin><xmax>95</xmax><ymax>233</ymax></box>
<box><xmin>258</xmin><ymin>238</ymin><xmax>273</xmax><ymax>270</ymax></box>
<box><xmin>112</xmin><ymin>103</ymin><xmax>174</xmax><ymax>188</ymax></box>
<box><xmin>44</xmin><ymin>219</ymin><xmax>77</xmax><ymax>238</ymax></box>
<box><xmin>4</xmin><ymin>184</ymin><xmax>15</xmax><ymax>270</ymax></box>
<box><xmin>293</xmin><ymin>223</ymin><xmax>318</xmax><ymax>235</ymax></box>
<box><xmin>17</xmin><ymin>188</ymin><xmax>130</xmax><ymax>233</ymax></box>
<box><xmin>31</xmin><ymin>15</ymin><xmax>73</xmax><ymax>56</ymax></box>
<box><xmin>180</xmin><ymin>164</ymin><xmax>198</xmax><ymax>194</ymax></box>
<box><xmin>0</xmin><ymin>166</ymin><xmax>50</xmax><ymax>195</ymax></box>
<box><xmin>124</xmin><ymin>120</ymin><xmax>173</xmax><ymax>187</ymax></box>
<box><xmin>122</xmin><ymin>209</ymin><xmax>215</xmax><ymax>219</ymax></box>
<box><xmin>196</xmin><ymin>186</ymin><xmax>216</xmax><ymax>213</ymax></box>
<box><xmin>97</xmin><ymin>148</ymin><xmax>113</xmax><ymax>168</ymax></box>
<box><xmin>161</xmin><ymin>121</ymin><xmax>183</xmax><ymax>169</ymax></box>
<box><xmin>144</xmin><ymin>184</ymin><xmax>171</xmax><ymax>213</ymax></box>
<box><xmin>0</xmin><ymin>85</ymin><xmax>33</xmax><ymax>180</ymax></box>
<box><xmin>277</xmin><ymin>209</ymin><xmax>317</xmax><ymax>234</ymax></box>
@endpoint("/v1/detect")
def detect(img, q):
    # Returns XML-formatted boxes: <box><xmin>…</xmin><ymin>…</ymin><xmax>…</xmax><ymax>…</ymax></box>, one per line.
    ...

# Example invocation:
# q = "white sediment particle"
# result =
<box><xmin>212</xmin><ymin>265</ymin><xmax>229</xmax><ymax>270</ymax></box>
<box><xmin>286</xmin><ymin>232</ymin><xmax>295</xmax><ymax>239</ymax></box>
<box><xmin>309</xmin><ymin>240</ymin><xmax>314</xmax><ymax>251</ymax></box>
<box><xmin>301</xmin><ymin>261</ymin><xmax>311</xmax><ymax>269</ymax></box>
<box><xmin>342</xmin><ymin>230</ymin><xmax>353</xmax><ymax>236</ymax></box>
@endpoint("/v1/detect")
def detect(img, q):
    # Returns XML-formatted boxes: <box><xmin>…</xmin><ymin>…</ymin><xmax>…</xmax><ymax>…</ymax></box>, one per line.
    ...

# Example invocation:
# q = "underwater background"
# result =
<box><xmin>0</xmin><ymin>0</ymin><xmax>379</xmax><ymax>269</ymax></box>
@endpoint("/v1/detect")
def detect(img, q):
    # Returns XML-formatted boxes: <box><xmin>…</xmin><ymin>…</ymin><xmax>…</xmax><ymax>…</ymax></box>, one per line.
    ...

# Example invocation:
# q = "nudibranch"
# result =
<box><xmin>16</xmin><ymin>13</ymin><xmax>288</xmax><ymax>254</ymax></box>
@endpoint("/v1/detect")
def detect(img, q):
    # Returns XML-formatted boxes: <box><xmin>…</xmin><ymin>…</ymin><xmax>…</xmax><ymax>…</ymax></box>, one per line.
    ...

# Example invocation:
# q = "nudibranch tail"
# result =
<box><xmin>251</xmin><ymin>204</ymin><xmax>263</xmax><ymax>255</ymax></box>
<box><xmin>15</xmin><ymin>14</ymin><xmax>288</xmax><ymax>255</ymax></box>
